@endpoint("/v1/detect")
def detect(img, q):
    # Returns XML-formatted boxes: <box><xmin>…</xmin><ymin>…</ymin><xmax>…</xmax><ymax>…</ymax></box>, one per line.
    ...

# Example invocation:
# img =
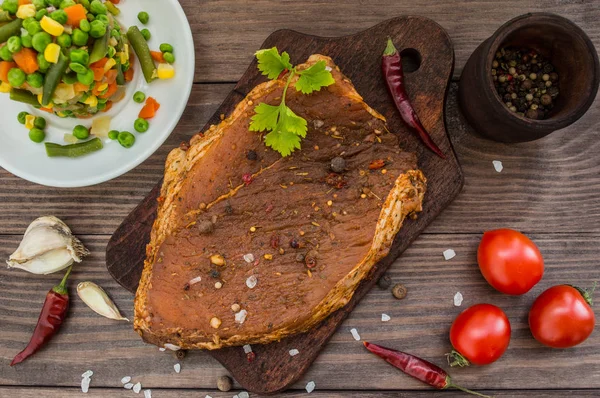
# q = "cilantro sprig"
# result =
<box><xmin>249</xmin><ymin>48</ymin><xmax>335</xmax><ymax>157</ymax></box>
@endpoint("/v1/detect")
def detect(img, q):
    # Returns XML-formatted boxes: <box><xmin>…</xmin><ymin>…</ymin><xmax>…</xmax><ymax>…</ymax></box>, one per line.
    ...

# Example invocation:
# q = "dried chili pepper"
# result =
<box><xmin>11</xmin><ymin>266</ymin><xmax>73</xmax><ymax>366</ymax></box>
<box><xmin>363</xmin><ymin>342</ymin><xmax>490</xmax><ymax>397</ymax></box>
<box><xmin>382</xmin><ymin>38</ymin><xmax>446</xmax><ymax>159</ymax></box>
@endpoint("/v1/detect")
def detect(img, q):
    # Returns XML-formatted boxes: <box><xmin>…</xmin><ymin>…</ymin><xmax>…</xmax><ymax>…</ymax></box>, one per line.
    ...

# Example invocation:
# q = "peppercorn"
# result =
<box><xmin>305</xmin><ymin>250</ymin><xmax>318</xmax><ymax>269</ymax></box>
<box><xmin>330</xmin><ymin>156</ymin><xmax>346</xmax><ymax>173</ymax></box>
<box><xmin>224</xmin><ymin>203</ymin><xmax>233</xmax><ymax>215</ymax></box>
<box><xmin>210</xmin><ymin>269</ymin><xmax>220</xmax><ymax>278</ymax></box>
<box><xmin>217</xmin><ymin>376</ymin><xmax>233</xmax><ymax>392</ymax></box>
<box><xmin>173</xmin><ymin>350</ymin><xmax>187</xmax><ymax>360</ymax></box>
<box><xmin>290</xmin><ymin>238</ymin><xmax>300</xmax><ymax>249</ymax></box>
<box><xmin>295</xmin><ymin>253</ymin><xmax>305</xmax><ymax>263</ymax></box>
<box><xmin>550</xmin><ymin>72</ymin><xmax>558</xmax><ymax>82</ymax></box>
<box><xmin>392</xmin><ymin>283</ymin><xmax>408</xmax><ymax>300</ymax></box>
<box><xmin>377</xmin><ymin>274</ymin><xmax>392</xmax><ymax>290</ymax></box>
<box><xmin>197</xmin><ymin>220</ymin><xmax>214</xmax><ymax>235</ymax></box>
<box><xmin>246</xmin><ymin>150</ymin><xmax>258</xmax><ymax>161</ymax></box>
<box><xmin>522</xmin><ymin>79</ymin><xmax>533</xmax><ymax>90</ymax></box>
<box><xmin>541</xmin><ymin>94</ymin><xmax>552</xmax><ymax>106</ymax></box>
<box><xmin>526</xmin><ymin>109</ymin><xmax>539</xmax><ymax>119</ymax></box>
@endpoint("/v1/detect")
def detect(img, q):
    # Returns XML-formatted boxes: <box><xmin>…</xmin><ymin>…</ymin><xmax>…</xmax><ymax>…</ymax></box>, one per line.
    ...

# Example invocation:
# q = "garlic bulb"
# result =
<box><xmin>77</xmin><ymin>282</ymin><xmax>129</xmax><ymax>322</ymax></box>
<box><xmin>7</xmin><ymin>216</ymin><xmax>89</xmax><ymax>275</ymax></box>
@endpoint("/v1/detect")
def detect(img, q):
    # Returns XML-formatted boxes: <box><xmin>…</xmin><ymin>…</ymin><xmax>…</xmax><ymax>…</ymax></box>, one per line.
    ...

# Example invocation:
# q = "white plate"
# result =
<box><xmin>0</xmin><ymin>0</ymin><xmax>195</xmax><ymax>187</ymax></box>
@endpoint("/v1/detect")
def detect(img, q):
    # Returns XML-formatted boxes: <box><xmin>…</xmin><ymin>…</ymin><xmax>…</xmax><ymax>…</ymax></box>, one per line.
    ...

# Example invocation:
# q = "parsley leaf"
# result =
<box><xmin>249</xmin><ymin>103</ymin><xmax>280</xmax><ymax>132</ymax></box>
<box><xmin>296</xmin><ymin>61</ymin><xmax>335</xmax><ymax>94</ymax></box>
<box><xmin>265</xmin><ymin>128</ymin><xmax>303</xmax><ymax>158</ymax></box>
<box><xmin>255</xmin><ymin>47</ymin><xmax>293</xmax><ymax>79</ymax></box>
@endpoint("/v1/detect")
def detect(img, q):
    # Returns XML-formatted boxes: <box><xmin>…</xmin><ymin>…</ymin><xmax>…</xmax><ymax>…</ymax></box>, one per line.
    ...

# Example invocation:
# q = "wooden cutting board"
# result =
<box><xmin>106</xmin><ymin>16</ymin><xmax>462</xmax><ymax>394</ymax></box>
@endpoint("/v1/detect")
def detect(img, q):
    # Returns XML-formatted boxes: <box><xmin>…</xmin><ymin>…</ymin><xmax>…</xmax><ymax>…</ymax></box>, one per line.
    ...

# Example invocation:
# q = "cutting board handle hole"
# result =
<box><xmin>400</xmin><ymin>48</ymin><xmax>422</xmax><ymax>73</ymax></box>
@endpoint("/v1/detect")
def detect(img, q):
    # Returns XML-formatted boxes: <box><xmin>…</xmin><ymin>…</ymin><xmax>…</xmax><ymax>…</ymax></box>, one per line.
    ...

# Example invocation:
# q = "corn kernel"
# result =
<box><xmin>44</xmin><ymin>43</ymin><xmax>61</xmax><ymax>63</ymax></box>
<box><xmin>16</xmin><ymin>4</ymin><xmax>36</xmax><ymax>19</ymax></box>
<box><xmin>0</xmin><ymin>82</ymin><xmax>10</xmax><ymax>93</ymax></box>
<box><xmin>157</xmin><ymin>63</ymin><xmax>175</xmax><ymax>79</ymax></box>
<box><xmin>96</xmin><ymin>82</ymin><xmax>108</xmax><ymax>92</ymax></box>
<box><xmin>103</xmin><ymin>58</ymin><xmax>116</xmax><ymax>73</ymax></box>
<box><xmin>40</xmin><ymin>16</ymin><xmax>65</xmax><ymax>37</ymax></box>
<box><xmin>83</xmin><ymin>95</ymin><xmax>98</xmax><ymax>107</ymax></box>
<box><xmin>118</xmin><ymin>52</ymin><xmax>127</xmax><ymax>65</ymax></box>
<box><xmin>38</xmin><ymin>93</ymin><xmax>54</xmax><ymax>109</ymax></box>
<box><xmin>25</xmin><ymin>115</ymin><xmax>36</xmax><ymax>130</ymax></box>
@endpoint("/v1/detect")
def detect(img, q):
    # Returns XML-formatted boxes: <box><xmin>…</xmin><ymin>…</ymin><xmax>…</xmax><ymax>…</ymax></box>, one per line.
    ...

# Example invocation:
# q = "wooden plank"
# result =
<box><xmin>1</xmin><ymin>387</ymin><xmax>599</xmax><ymax>397</ymax></box>
<box><xmin>1</xmin><ymin>82</ymin><xmax>599</xmax><ymax>235</ymax></box>
<box><xmin>2</xmin><ymin>234</ymin><xmax>599</xmax><ymax>390</ymax></box>
<box><xmin>181</xmin><ymin>0</ymin><xmax>600</xmax><ymax>82</ymax></box>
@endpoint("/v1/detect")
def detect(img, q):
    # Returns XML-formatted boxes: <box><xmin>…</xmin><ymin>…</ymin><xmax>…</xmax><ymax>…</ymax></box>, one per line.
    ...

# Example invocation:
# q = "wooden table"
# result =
<box><xmin>1</xmin><ymin>1</ymin><xmax>599</xmax><ymax>397</ymax></box>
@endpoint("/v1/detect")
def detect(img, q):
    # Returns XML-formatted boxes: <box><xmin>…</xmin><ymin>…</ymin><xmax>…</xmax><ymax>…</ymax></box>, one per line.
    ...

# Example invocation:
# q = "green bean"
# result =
<box><xmin>127</xmin><ymin>26</ymin><xmax>156</xmax><ymax>83</ymax></box>
<box><xmin>105</xmin><ymin>1</ymin><xmax>119</xmax><ymax>16</ymax></box>
<box><xmin>116</xmin><ymin>59</ymin><xmax>125</xmax><ymax>85</ymax></box>
<box><xmin>10</xmin><ymin>89</ymin><xmax>40</xmax><ymax>107</ymax></box>
<box><xmin>45</xmin><ymin>137</ymin><xmax>103</xmax><ymax>158</ymax></box>
<box><xmin>0</xmin><ymin>10</ymin><xmax>12</xmax><ymax>23</ymax></box>
<box><xmin>42</xmin><ymin>51</ymin><xmax>69</xmax><ymax>107</ymax></box>
<box><xmin>0</xmin><ymin>18</ymin><xmax>22</xmax><ymax>44</ymax></box>
<box><xmin>89</xmin><ymin>29</ymin><xmax>108</xmax><ymax>64</ymax></box>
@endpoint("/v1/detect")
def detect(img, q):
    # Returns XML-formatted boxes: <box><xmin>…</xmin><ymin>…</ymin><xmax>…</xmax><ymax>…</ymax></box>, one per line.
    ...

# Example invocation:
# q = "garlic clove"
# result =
<box><xmin>7</xmin><ymin>248</ymin><xmax>74</xmax><ymax>275</ymax></box>
<box><xmin>10</xmin><ymin>225</ymin><xmax>74</xmax><ymax>261</ymax></box>
<box><xmin>77</xmin><ymin>282</ymin><xmax>129</xmax><ymax>322</ymax></box>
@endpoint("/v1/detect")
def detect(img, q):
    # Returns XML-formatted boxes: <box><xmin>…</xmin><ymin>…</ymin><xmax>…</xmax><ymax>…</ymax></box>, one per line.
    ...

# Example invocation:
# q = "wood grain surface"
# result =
<box><xmin>106</xmin><ymin>16</ymin><xmax>461</xmax><ymax>394</ymax></box>
<box><xmin>1</xmin><ymin>0</ymin><xmax>600</xmax><ymax>396</ymax></box>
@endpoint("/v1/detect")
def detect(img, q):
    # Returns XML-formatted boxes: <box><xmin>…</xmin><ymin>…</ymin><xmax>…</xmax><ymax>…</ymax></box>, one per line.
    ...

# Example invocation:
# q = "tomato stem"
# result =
<box><xmin>448</xmin><ymin>383</ymin><xmax>493</xmax><ymax>398</ymax></box>
<box><xmin>446</xmin><ymin>350</ymin><xmax>471</xmax><ymax>367</ymax></box>
<box><xmin>571</xmin><ymin>282</ymin><xmax>596</xmax><ymax>306</ymax></box>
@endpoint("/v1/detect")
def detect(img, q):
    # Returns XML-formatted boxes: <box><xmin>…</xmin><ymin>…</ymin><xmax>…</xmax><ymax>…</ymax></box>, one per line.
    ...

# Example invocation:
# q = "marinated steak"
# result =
<box><xmin>134</xmin><ymin>55</ymin><xmax>427</xmax><ymax>350</ymax></box>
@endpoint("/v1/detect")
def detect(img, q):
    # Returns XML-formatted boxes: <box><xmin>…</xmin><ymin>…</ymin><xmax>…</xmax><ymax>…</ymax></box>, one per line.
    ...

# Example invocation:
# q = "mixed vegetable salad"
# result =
<box><xmin>0</xmin><ymin>0</ymin><xmax>177</xmax><ymax>157</ymax></box>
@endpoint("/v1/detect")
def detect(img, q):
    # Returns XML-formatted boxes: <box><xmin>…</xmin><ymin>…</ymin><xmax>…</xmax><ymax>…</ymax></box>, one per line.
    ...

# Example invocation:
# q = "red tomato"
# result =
<box><xmin>529</xmin><ymin>285</ymin><xmax>595</xmax><ymax>348</ymax></box>
<box><xmin>477</xmin><ymin>229</ymin><xmax>544</xmax><ymax>295</ymax></box>
<box><xmin>449</xmin><ymin>304</ymin><xmax>511</xmax><ymax>366</ymax></box>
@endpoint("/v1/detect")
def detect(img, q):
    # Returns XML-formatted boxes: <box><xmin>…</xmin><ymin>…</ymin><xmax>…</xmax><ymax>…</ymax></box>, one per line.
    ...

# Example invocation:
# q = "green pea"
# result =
<box><xmin>137</xmin><ymin>11</ymin><xmax>149</xmax><ymax>24</ymax></box>
<box><xmin>7</xmin><ymin>68</ymin><xmax>26</xmax><ymax>87</ymax></box>
<box><xmin>86</xmin><ymin>12</ymin><xmax>94</xmax><ymax>22</ymax></box>
<box><xmin>17</xmin><ymin>112</ymin><xmax>29</xmax><ymax>125</ymax></box>
<box><xmin>1</xmin><ymin>0</ymin><xmax>18</xmax><ymax>15</ymax></box>
<box><xmin>21</xmin><ymin>34</ymin><xmax>33</xmax><ymax>49</ymax></box>
<box><xmin>69</xmin><ymin>62</ymin><xmax>88</xmax><ymax>74</ymax></box>
<box><xmin>57</xmin><ymin>33</ymin><xmax>72</xmax><ymax>48</ymax></box>
<box><xmin>97</xmin><ymin>102</ymin><xmax>106</xmax><ymax>111</ymax></box>
<box><xmin>7</xmin><ymin>36</ymin><xmax>21</xmax><ymax>54</ymax></box>
<box><xmin>77</xmin><ymin>68</ymin><xmax>94</xmax><ymax>85</ymax></box>
<box><xmin>73</xmin><ymin>125</ymin><xmax>89</xmax><ymax>140</ymax></box>
<box><xmin>27</xmin><ymin>72</ymin><xmax>44</xmax><ymax>88</ymax></box>
<box><xmin>133</xmin><ymin>91</ymin><xmax>145</xmax><ymax>103</ymax></box>
<box><xmin>118</xmin><ymin>131</ymin><xmax>135</xmax><ymax>148</ymax></box>
<box><xmin>159</xmin><ymin>43</ymin><xmax>174</xmax><ymax>53</ymax></box>
<box><xmin>0</xmin><ymin>46</ymin><xmax>13</xmax><ymax>62</ymax></box>
<box><xmin>37</xmin><ymin>52</ymin><xmax>51</xmax><ymax>72</ymax></box>
<box><xmin>72</xmin><ymin>28</ymin><xmax>89</xmax><ymax>46</ymax></box>
<box><xmin>62</xmin><ymin>72</ymin><xmax>78</xmax><ymax>84</ymax></box>
<box><xmin>78</xmin><ymin>0</ymin><xmax>90</xmax><ymax>9</ymax></box>
<box><xmin>79</xmin><ymin>19</ymin><xmax>90</xmax><ymax>33</ymax></box>
<box><xmin>34</xmin><ymin>116</ymin><xmax>46</xmax><ymax>129</ymax></box>
<box><xmin>89</xmin><ymin>19</ymin><xmax>107</xmax><ymax>38</ymax></box>
<box><xmin>47</xmin><ymin>0</ymin><xmax>61</xmax><ymax>7</ymax></box>
<box><xmin>50</xmin><ymin>9</ymin><xmax>68</xmax><ymax>25</ymax></box>
<box><xmin>29</xmin><ymin>128</ymin><xmax>46</xmax><ymax>143</ymax></box>
<box><xmin>108</xmin><ymin>130</ymin><xmax>119</xmax><ymax>140</ymax></box>
<box><xmin>107</xmin><ymin>46</ymin><xmax>115</xmax><ymax>58</ymax></box>
<box><xmin>163</xmin><ymin>52</ymin><xmax>175</xmax><ymax>64</ymax></box>
<box><xmin>70</xmin><ymin>49</ymin><xmax>89</xmax><ymax>65</ymax></box>
<box><xmin>25</xmin><ymin>20</ymin><xmax>42</xmax><ymax>36</ymax></box>
<box><xmin>32</xmin><ymin>32</ymin><xmax>52</xmax><ymax>53</ymax></box>
<box><xmin>134</xmin><ymin>118</ymin><xmax>149</xmax><ymax>133</ymax></box>
<box><xmin>89</xmin><ymin>0</ymin><xmax>106</xmax><ymax>15</ymax></box>
<box><xmin>35</xmin><ymin>9</ymin><xmax>48</xmax><ymax>21</ymax></box>
<box><xmin>32</xmin><ymin>0</ymin><xmax>47</xmax><ymax>10</ymax></box>
<box><xmin>95</xmin><ymin>13</ymin><xmax>108</xmax><ymax>24</ymax></box>
<box><xmin>59</xmin><ymin>0</ymin><xmax>75</xmax><ymax>9</ymax></box>
<box><xmin>140</xmin><ymin>28</ymin><xmax>151</xmax><ymax>41</ymax></box>
<box><xmin>110</xmin><ymin>28</ymin><xmax>120</xmax><ymax>39</ymax></box>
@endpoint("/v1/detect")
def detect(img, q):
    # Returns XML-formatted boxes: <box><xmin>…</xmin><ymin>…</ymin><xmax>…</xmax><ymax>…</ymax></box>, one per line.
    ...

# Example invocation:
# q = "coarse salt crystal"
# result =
<box><xmin>205</xmin><ymin>396</ymin><xmax>212</xmax><ymax>398</ymax></box>
<box><xmin>493</xmin><ymin>160</ymin><xmax>503</xmax><ymax>173</ymax></box>
<box><xmin>121</xmin><ymin>376</ymin><xmax>131</xmax><ymax>384</ymax></box>
<box><xmin>81</xmin><ymin>377</ymin><xmax>91</xmax><ymax>393</ymax></box>
<box><xmin>454</xmin><ymin>292</ymin><xmax>464</xmax><ymax>307</ymax></box>
<box><xmin>246</xmin><ymin>275</ymin><xmax>257</xmax><ymax>289</ymax></box>
<box><xmin>159</xmin><ymin>347</ymin><xmax>166</xmax><ymax>352</ymax></box>
<box><xmin>189</xmin><ymin>276</ymin><xmax>202</xmax><ymax>285</ymax></box>
<box><xmin>306</xmin><ymin>381</ymin><xmax>316</xmax><ymax>393</ymax></box>
<box><xmin>381</xmin><ymin>313</ymin><xmax>391</xmax><ymax>322</ymax></box>
<box><xmin>243</xmin><ymin>344</ymin><xmax>252</xmax><ymax>354</ymax></box>
<box><xmin>243</xmin><ymin>253</ymin><xmax>254</xmax><ymax>263</ymax></box>
<box><xmin>174</xmin><ymin>363</ymin><xmax>181</xmax><ymax>373</ymax></box>
<box><xmin>238</xmin><ymin>392</ymin><xmax>250</xmax><ymax>398</ymax></box>
<box><xmin>133</xmin><ymin>382</ymin><xmax>142</xmax><ymax>393</ymax></box>
<box><xmin>443</xmin><ymin>249</ymin><xmax>456</xmax><ymax>260</ymax></box>
<box><xmin>289</xmin><ymin>349</ymin><xmax>300</xmax><ymax>356</ymax></box>
<box><xmin>144</xmin><ymin>390</ymin><xmax>152</xmax><ymax>398</ymax></box>
<box><xmin>81</xmin><ymin>370</ymin><xmax>93</xmax><ymax>378</ymax></box>
<box><xmin>350</xmin><ymin>328</ymin><xmax>360</xmax><ymax>341</ymax></box>
<box><xmin>124</xmin><ymin>383</ymin><xmax>134</xmax><ymax>390</ymax></box>
<box><xmin>235</xmin><ymin>309</ymin><xmax>248</xmax><ymax>324</ymax></box>
<box><xmin>164</xmin><ymin>343</ymin><xmax>181</xmax><ymax>351</ymax></box>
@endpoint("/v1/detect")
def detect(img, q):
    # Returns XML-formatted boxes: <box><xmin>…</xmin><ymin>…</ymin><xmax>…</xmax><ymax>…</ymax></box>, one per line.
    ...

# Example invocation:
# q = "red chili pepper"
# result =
<box><xmin>363</xmin><ymin>342</ymin><xmax>490</xmax><ymax>397</ymax></box>
<box><xmin>382</xmin><ymin>38</ymin><xmax>446</xmax><ymax>159</ymax></box>
<box><xmin>11</xmin><ymin>267</ymin><xmax>73</xmax><ymax>366</ymax></box>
